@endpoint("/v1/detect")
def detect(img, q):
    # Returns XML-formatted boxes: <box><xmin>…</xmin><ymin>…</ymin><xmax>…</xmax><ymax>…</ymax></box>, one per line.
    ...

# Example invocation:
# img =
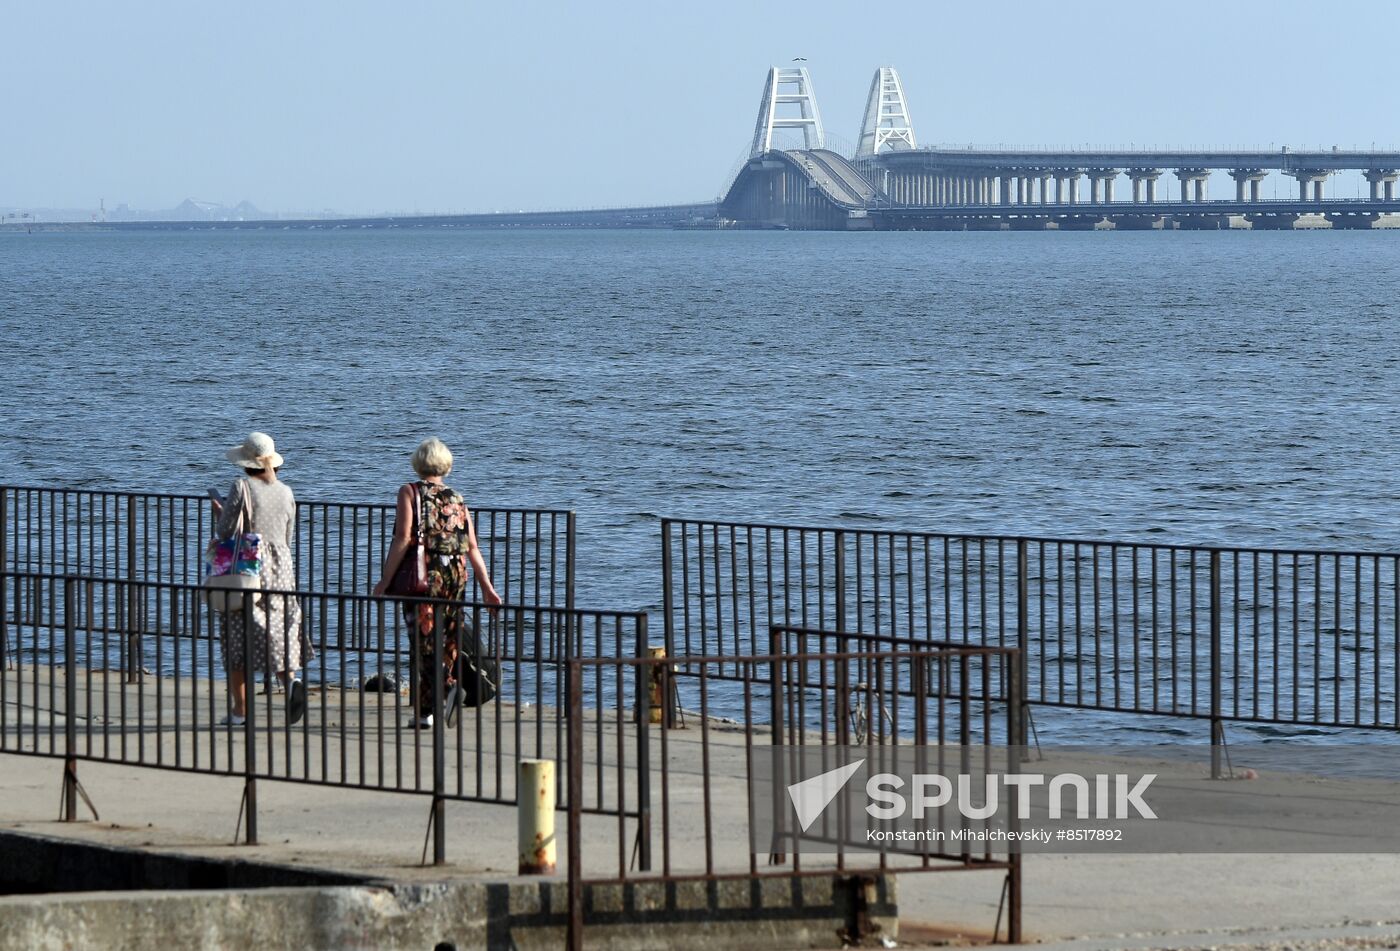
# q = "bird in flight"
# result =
<box><xmin>792</xmin><ymin>57</ymin><xmax>807</xmax><ymax>61</ymax></box>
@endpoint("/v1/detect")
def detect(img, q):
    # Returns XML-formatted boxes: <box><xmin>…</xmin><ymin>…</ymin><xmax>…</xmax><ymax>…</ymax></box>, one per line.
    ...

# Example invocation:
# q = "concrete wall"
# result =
<box><xmin>0</xmin><ymin>831</ymin><xmax>898</xmax><ymax>951</ymax></box>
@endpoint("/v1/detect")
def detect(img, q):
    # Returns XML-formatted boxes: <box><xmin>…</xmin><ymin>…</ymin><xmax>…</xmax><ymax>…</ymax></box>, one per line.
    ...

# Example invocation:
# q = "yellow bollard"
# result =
<box><xmin>518</xmin><ymin>759</ymin><xmax>556</xmax><ymax>874</ymax></box>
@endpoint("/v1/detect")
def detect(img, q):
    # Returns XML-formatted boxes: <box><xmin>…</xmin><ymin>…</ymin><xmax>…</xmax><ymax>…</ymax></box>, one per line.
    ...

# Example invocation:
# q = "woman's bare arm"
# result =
<box><xmin>372</xmin><ymin>485</ymin><xmax>416</xmax><ymax>596</ymax></box>
<box><xmin>463</xmin><ymin>508</ymin><xmax>501</xmax><ymax>604</ymax></box>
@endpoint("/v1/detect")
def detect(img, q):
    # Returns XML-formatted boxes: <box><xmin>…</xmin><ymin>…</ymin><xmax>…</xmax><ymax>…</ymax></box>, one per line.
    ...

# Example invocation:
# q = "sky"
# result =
<box><xmin>5</xmin><ymin>0</ymin><xmax>1399</xmax><ymax>215</ymax></box>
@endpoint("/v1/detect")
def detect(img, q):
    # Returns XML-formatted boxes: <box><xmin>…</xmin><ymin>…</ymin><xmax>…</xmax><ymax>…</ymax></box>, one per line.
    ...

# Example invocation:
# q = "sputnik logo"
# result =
<box><xmin>786</xmin><ymin>759</ymin><xmax>865</xmax><ymax>832</ymax></box>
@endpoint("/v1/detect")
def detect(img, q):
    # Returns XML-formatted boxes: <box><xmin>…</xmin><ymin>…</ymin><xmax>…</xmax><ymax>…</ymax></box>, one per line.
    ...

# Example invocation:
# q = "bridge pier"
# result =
<box><xmin>1113</xmin><ymin>214</ymin><xmax>1163</xmax><ymax>230</ymax></box>
<box><xmin>1175</xmin><ymin>168</ymin><xmax>1210</xmax><ymax>202</ymax></box>
<box><xmin>1053</xmin><ymin>170</ymin><xmax>1083</xmax><ymax>204</ymax></box>
<box><xmin>1174</xmin><ymin>214</ymin><xmax>1227</xmax><ymax>230</ymax></box>
<box><xmin>1245</xmin><ymin>213</ymin><xmax>1299</xmax><ymax>230</ymax></box>
<box><xmin>1229</xmin><ymin>169</ymin><xmax>1267</xmax><ymax>202</ymax></box>
<box><xmin>1326</xmin><ymin>212</ymin><xmax>1379</xmax><ymax>230</ymax></box>
<box><xmin>1291</xmin><ymin>170</ymin><xmax>1330</xmax><ymax>201</ymax></box>
<box><xmin>1087</xmin><ymin>169</ymin><xmax>1119</xmax><ymax>204</ymax></box>
<box><xmin>1364</xmin><ymin>169</ymin><xmax>1398</xmax><ymax>201</ymax></box>
<box><xmin>1126</xmin><ymin>168</ymin><xmax>1162</xmax><ymax>204</ymax></box>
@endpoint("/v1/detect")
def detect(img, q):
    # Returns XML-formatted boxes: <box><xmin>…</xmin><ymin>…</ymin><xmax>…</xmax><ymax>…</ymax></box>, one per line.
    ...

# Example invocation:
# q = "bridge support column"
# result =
<box><xmin>1087</xmin><ymin>169</ymin><xmax>1118</xmax><ymax>205</ymax></box>
<box><xmin>1175</xmin><ymin>168</ymin><xmax>1210</xmax><ymax>203</ymax></box>
<box><xmin>1290</xmin><ymin>170</ymin><xmax>1329</xmax><ymax>202</ymax></box>
<box><xmin>1364</xmin><ymin>169</ymin><xmax>1398</xmax><ymax>201</ymax></box>
<box><xmin>1229</xmin><ymin>169</ymin><xmax>1267</xmax><ymax>203</ymax></box>
<box><xmin>1129</xmin><ymin>169</ymin><xmax>1163</xmax><ymax>203</ymax></box>
<box><xmin>1054</xmin><ymin>171</ymin><xmax>1082</xmax><ymax>204</ymax></box>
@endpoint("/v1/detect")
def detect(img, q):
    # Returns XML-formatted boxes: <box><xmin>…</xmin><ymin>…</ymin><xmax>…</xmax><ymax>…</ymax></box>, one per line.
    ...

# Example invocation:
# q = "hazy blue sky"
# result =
<box><xmin>6</xmin><ymin>0</ymin><xmax>1398</xmax><ymax>214</ymax></box>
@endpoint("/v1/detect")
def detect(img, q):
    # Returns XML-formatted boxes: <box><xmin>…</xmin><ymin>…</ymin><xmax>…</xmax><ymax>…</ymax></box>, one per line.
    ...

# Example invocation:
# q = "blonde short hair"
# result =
<box><xmin>411</xmin><ymin>438</ymin><xmax>453</xmax><ymax>478</ymax></box>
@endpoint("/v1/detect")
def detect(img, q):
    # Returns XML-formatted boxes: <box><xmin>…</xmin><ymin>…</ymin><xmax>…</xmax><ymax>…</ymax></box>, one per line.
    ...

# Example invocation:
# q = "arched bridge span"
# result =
<box><xmin>720</xmin><ymin>149</ymin><xmax>879</xmax><ymax>229</ymax></box>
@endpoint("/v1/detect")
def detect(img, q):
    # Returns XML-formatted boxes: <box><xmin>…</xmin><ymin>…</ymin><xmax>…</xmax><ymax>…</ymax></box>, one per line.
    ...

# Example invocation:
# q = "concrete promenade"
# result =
<box><xmin>4</xmin><ymin>751</ymin><xmax>1400</xmax><ymax>948</ymax></box>
<box><xmin>4</xmin><ymin>666</ymin><xmax>1400</xmax><ymax>947</ymax></box>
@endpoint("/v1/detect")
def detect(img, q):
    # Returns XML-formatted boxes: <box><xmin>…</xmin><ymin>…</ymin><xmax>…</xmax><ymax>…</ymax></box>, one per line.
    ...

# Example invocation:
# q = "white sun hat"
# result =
<box><xmin>225</xmin><ymin>432</ymin><xmax>285</xmax><ymax>470</ymax></box>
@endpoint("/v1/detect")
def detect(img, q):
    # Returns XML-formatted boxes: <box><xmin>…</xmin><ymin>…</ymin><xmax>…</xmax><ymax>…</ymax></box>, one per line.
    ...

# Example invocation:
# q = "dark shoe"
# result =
<box><xmin>287</xmin><ymin>680</ymin><xmax>307</xmax><ymax>725</ymax></box>
<box><xmin>408</xmin><ymin>714</ymin><xmax>433</xmax><ymax>729</ymax></box>
<box><xmin>443</xmin><ymin>684</ymin><xmax>465</xmax><ymax>728</ymax></box>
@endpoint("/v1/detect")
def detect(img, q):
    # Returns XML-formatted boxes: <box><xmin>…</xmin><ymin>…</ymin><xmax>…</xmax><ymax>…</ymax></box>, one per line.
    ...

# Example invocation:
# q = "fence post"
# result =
<box><xmin>125</xmin><ymin>496</ymin><xmax>140</xmax><ymax>684</ymax></box>
<box><xmin>432</xmin><ymin>613</ymin><xmax>446</xmax><ymax>865</ymax></box>
<box><xmin>1209</xmin><ymin>549</ymin><xmax>1223</xmax><ymax>780</ymax></box>
<box><xmin>634</xmin><ymin>616</ymin><xmax>653</xmax><ymax>872</ymax></box>
<box><xmin>62</xmin><ymin>577</ymin><xmax>78</xmax><ymax>822</ymax></box>
<box><xmin>241</xmin><ymin>590</ymin><xmax>258</xmax><ymax>844</ymax></box>
<box><xmin>660</xmin><ymin>520</ymin><xmax>674</xmax><ymax>657</ymax></box>
<box><xmin>767</xmin><ymin>625</ymin><xmax>789</xmax><ymax>865</ymax></box>
<box><xmin>1016</xmin><ymin>539</ymin><xmax>1029</xmax><ymax>759</ymax></box>
<box><xmin>566</xmin><ymin>658</ymin><xmax>584</xmax><ymax>951</ymax></box>
<box><xmin>0</xmin><ymin>489</ymin><xmax>8</xmax><ymax>673</ymax></box>
<box><xmin>1006</xmin><ymin>647</ymin><xmax>1023</xmax><ymax>943</ymax></box>
<box><xmin>565</xmin><ymin>511</ymin><xmax>577</xmax><ymax>614</ymax></box>
<box><xmin>834</xmin><ymin>531</ymin><xmax>848</xmax><ymax>634</ymax></box>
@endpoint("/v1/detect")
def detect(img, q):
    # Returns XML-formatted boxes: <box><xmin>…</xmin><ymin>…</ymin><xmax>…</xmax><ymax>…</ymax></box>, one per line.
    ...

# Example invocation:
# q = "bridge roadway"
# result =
<box><xmin>876</xmin><ymin>197</ymin><xmax>1400</xmax><ymax>220</ymax></box>
<box><xmin>801</xmin><ymin>149</ymin><xmax>878</xmax><ymax>205</ymax></box>
<box><xmin>722</xmin><ymin>146</ymin><xmax>1400</xmax><ymax>228</ymax></box>
<box><xmin>0</xmin><ymin>202</ymin><xmax>722</xmax><ymax>232</ymax></box>
<box><xmin>881</xmin><ymin>148</ymin><xmax>1400</xmax><ymax>173</ymax></box>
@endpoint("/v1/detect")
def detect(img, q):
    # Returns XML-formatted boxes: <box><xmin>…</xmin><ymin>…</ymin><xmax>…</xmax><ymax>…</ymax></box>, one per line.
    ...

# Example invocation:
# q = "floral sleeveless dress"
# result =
<box><xmin>401</xmin><ymin>482</ymin><xmax>473</xmax><ymax>714</ymax></box>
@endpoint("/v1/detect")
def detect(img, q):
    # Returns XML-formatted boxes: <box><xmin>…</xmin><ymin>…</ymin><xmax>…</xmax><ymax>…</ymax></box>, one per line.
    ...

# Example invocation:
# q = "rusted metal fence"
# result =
<box><xmin>0</xmin><ymin>486</ymin><xmax>574</xmax><ymax>677</ymax></box>
<box><xmin>564</xmin><ymin>639</ymin><xmax>1024</xmax><ymax>949</ymax></box>
<box><xmin>0</xmin><ymin>484</ymin><xmax>574</xmax><ymax>603</ymax></box>
<box><xmin>0</xmin><ymin>570</ymin><xmax>645</xmax><ymax>865</ymax></box>
<box><xmin>661</xmin><ymin>519</ymin><xmax>1400</xmax><ymax>768</ymax></box>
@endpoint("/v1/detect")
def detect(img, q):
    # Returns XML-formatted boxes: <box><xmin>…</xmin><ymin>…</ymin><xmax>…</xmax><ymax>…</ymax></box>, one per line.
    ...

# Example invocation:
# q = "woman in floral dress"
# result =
<box><xmin>373</xmin><ymin>438</ymin><xmax>501</xmax><ymax>727</ymax></box>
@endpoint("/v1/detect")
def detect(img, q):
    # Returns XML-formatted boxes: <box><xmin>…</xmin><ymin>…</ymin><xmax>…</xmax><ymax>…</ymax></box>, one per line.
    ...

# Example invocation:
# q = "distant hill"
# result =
<box><xmin>158</xmin><ymin>198</ymin><xmax>266</xmax><ymax>221</ymax></box>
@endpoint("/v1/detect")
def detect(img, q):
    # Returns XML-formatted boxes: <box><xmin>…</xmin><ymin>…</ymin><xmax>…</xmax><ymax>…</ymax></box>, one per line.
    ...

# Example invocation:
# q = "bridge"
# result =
<box><xmin>722</xmin><ymin>66</ymin><xmax>1400</xmax><ymax>230</ymax></box>
<box><xmin>6</xmin><ymin>202</ymin><xmax>720</xmax><ymax>232</ymax></box>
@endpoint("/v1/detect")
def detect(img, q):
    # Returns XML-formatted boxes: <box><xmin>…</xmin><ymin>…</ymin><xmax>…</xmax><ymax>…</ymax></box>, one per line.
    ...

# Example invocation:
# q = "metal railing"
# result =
<box><xmin>0</xmin><ymin>570</ymin><xmax>647</xmax><ymax>865</ymax></box>
<box><xmin>0</xmin><ymin>484</ymin><xmax>575</xmax><ymax>606</ymax></box>
<box><xmin>564</xmin><ymin>640</ymin><xmax>1023</xmax><ymax>948</ymax></box>
<box><xmin>661</xmin><ymin>519</ymin><xmax>1400</xmax><ymax>749</ymax></box>
<box><xmin>0</xmin><ymin>486</ymin><xmax>575</xmax><ymax>675</ymax></box>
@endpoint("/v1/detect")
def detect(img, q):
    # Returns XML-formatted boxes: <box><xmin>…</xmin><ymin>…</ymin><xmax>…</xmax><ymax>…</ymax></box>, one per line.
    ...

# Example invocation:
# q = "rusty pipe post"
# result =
<box><xmin>518</xmin><ymin>759</ymin><xmax>557</xmax><ymax>874</ymax></box>
<box><xmin>63</xmin><ymin>577</ymin><xmax>77</xmax><ymax>821</ymax></box>
<box><xmin>566</xmin><ymin>660</ymin><xmax>584</xmax><ymax>951</ymax></box>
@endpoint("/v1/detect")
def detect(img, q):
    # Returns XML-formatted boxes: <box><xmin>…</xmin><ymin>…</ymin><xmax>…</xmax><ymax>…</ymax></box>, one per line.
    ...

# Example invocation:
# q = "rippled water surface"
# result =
<box><xmin>3</xmin><ymin>228</ymin><xmax>1400</xmax><ymax>616</ymax></box>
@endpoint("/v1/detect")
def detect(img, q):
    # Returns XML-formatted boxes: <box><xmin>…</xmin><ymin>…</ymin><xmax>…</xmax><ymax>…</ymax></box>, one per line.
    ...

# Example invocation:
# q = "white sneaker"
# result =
<box><xmin>409</xmin><ymin>714</ymin><xmax>433</xmax><ymax>729</ymax></box>
<box><xmin>220</xmin><ymin>713</ymin><xmax>247</xmax><ymax>727</ymax></box>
